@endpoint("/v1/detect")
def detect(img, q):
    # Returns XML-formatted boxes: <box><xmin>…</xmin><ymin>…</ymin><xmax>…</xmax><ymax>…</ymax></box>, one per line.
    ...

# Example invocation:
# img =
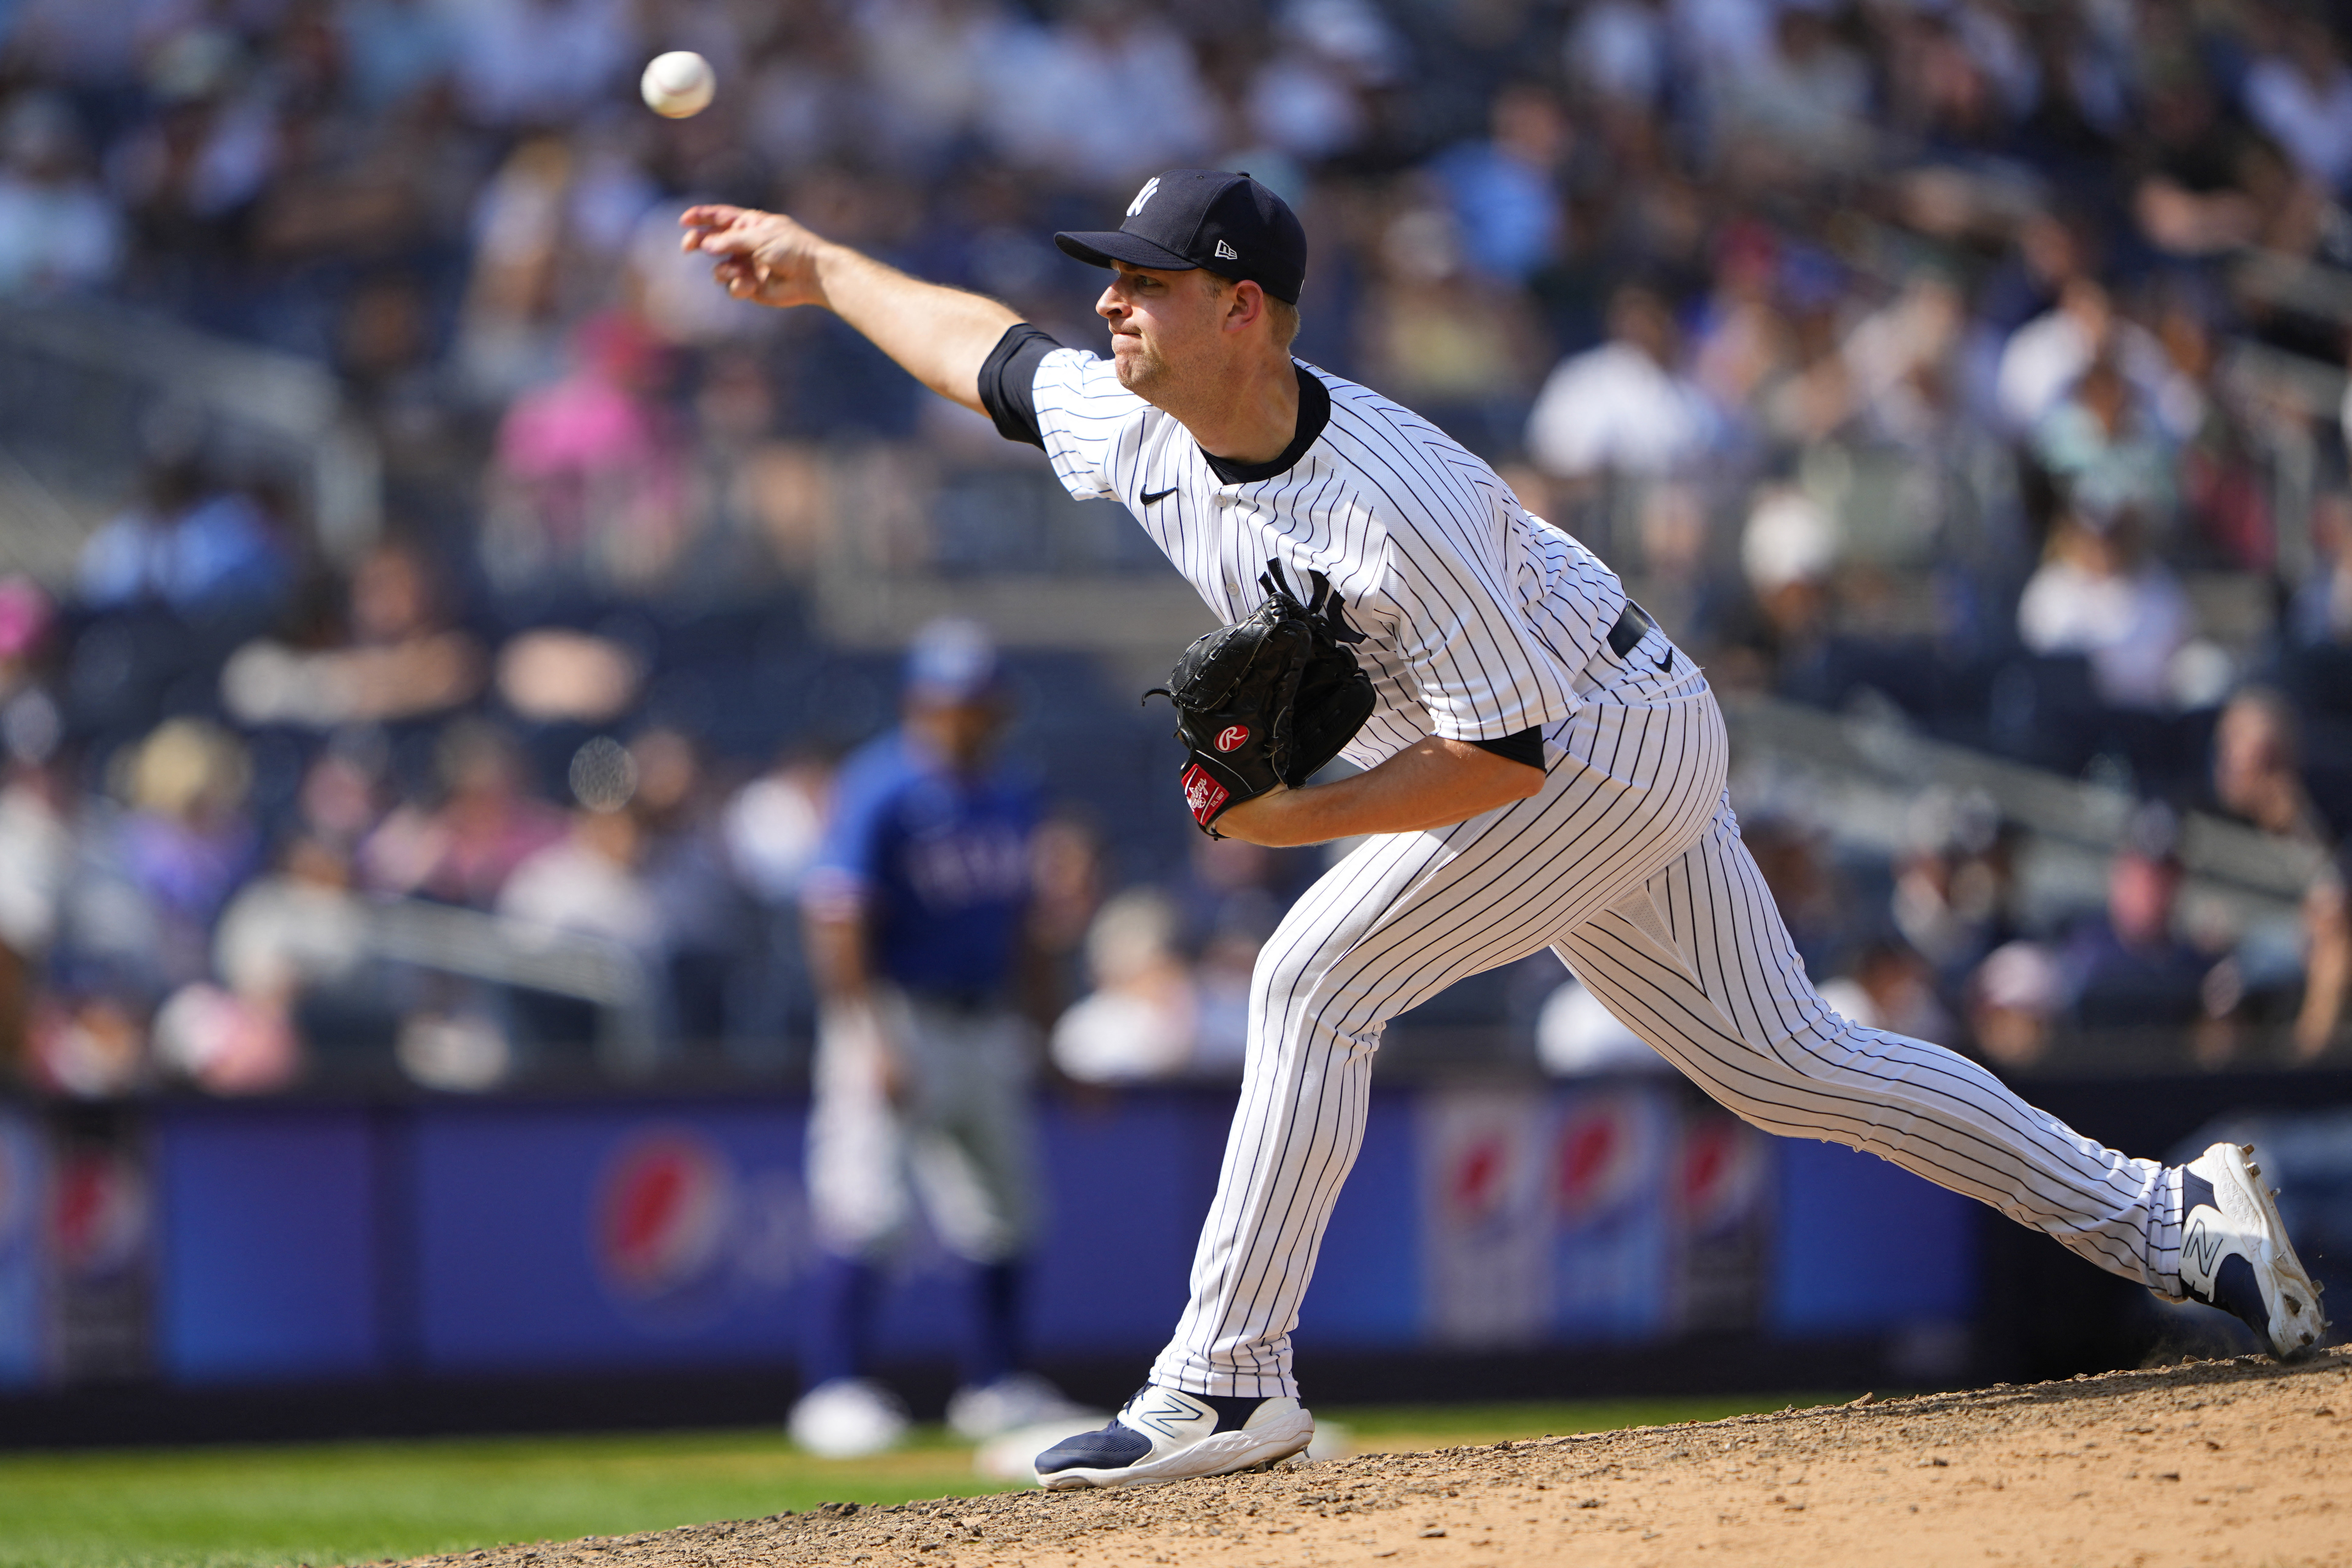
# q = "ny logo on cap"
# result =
<box><xmin>1215</xmin><ymin>240</ymin><xmax>1239</xmax><ymax>260</ymax></box>
<box><xmin>1127</xmin><ymin>177</ymin><xmax>1161</xmax><ymax>218</ymax></box>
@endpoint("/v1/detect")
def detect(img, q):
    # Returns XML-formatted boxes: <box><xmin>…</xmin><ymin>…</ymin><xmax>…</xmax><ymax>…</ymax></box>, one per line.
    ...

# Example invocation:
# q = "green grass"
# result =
<box><xmin>0</xmin><ymin>1394</ymin><xmax>1850</xmax><ymax>1568</ymax></box>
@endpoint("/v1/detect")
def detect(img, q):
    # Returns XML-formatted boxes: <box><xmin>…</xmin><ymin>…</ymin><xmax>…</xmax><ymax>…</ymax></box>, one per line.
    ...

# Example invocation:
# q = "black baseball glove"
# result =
<box><xmin>1148</xmin><ymin>561</ymin><xmax>1375</xmax><ymax>837</ymax></box>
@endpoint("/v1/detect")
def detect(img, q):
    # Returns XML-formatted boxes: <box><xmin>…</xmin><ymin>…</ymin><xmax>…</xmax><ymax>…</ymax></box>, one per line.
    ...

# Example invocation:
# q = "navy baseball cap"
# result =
<box><xmin>1055</xmin><ymin>170</ymin><xmax>1307</xmax><ymax>305</ymax></box>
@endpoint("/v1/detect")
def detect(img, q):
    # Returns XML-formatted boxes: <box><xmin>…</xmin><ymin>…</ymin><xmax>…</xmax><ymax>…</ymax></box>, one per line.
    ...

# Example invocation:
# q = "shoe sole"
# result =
<box><xmin>2204</xmin><ymin>1142</ymin><xmax>2328</xmax><ymax>1360</ymax></box>
<box><xmin>1034</xmin><ymin>1409</ymin><xmax>1316</xmax><ymax>1490</ymax></box>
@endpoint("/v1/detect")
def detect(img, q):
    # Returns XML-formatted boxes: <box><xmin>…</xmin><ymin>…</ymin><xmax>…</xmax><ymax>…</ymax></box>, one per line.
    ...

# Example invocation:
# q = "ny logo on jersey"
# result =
<box><xmin>1214</xmin><ymin>240</ymin><xmax>1239</xmax><ymax>260</ymax></box>
<box><xmin>1127</xmin><ymin>177</ymin><xmax>1161</xmax><ymax>218</ymax></box>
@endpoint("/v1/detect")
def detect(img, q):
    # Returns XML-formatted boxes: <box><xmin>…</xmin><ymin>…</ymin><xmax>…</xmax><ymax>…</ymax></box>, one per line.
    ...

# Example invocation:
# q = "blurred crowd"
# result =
<box><xmin>2</xmin><ymin>0</ymin><xmax>2352</xmax><ymax>1096</ymax></box>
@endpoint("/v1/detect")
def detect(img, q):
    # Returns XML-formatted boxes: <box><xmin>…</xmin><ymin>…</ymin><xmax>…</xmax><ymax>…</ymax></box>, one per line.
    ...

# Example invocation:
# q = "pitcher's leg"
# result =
<box><xmin>1150</xmin><ymin>698</ymin><xmax>1729</xmax><ymax>1399</ymax></box>
<box><xmin>1554</xmin><ymin>795</ymin><xmax>2177</xmax><ymax>1291</ymax></box>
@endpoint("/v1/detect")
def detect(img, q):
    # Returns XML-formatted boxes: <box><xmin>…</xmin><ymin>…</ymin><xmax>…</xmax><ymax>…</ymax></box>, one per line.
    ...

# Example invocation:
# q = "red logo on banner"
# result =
<box><xmin>595</xmin><ymin>1129</ymin><xmax>732</xmax><ymax>1299</ymax></box>
<box><xmin>1554</xmin><ymin>1098</ymin><xmax>1642</xmax><ymax>1222</ymax></box>
<box><xmin>1215</xmin><ymin>725</ymin><xmax>1249</xmax><ymax>752</ymax></box>
<box><xmin>51</xmin><ymin>1150</ymin><xmax>148</xmax><ymax>1280</ymax></box>
<box><xmin>1449</xmin><ymin>1135</ymin><xmax>1508</xmax><ymax>1222</ymax></box>
<box><xmin>1181</xmin><ymin>763</ymin><xmax>1229</xmax><ymax>825</ymax></box>
<box><xmin>1678</xmin><ymin>1116</ymin><xmax>1763</xmax><ymax>1230</ymax></box>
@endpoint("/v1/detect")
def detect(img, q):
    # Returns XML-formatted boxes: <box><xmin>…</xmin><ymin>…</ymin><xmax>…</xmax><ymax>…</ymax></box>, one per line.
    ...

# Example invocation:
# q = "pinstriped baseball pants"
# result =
<box><xmin>1150</xmin><ymin>633</ymin><xmax>2175</xmax><ymax>1401</ymax></box>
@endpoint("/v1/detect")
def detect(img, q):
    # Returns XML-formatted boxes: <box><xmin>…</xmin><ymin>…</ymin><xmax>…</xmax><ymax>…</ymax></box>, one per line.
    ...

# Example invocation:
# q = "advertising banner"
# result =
<box><xmin>153</xmin><ymin>1106</ymin><xmax>382</xmax><ymax>1382</ymax></box>
<box><xmin>0</xmin><ymin>1106</ymin><xmax>38</xmax><ymax>1388</ymax></box>
<box><xmin>412</xmin><ymin>1103</ymin><xmax>814</xmax><ymax>1371</ymax></box>
<box><xmin>46</xmin><ymin>1111</ymin><xmax>155</xmax><ymax>1383</ymax></box>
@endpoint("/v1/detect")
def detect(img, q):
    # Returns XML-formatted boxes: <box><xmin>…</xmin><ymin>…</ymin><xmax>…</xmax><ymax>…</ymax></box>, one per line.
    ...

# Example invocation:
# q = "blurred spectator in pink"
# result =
<box><xmin>160</xmin><ymin>830</ymin><xmax>373</xmax><ymax>1094</ymax></box>
<box><xmin>482</xmin><ymin>311</ymin><xmax>692</xmax><ymax>596</ymax></box>
<box><xmin>361</xmin><ymin>719</ymin><xmax>565</xmax><ymax>909</ymax></box>
<box><xmin>0</xmin><ymin>90</ymin><xmax>122</xmax><ymax>296</ymax></box>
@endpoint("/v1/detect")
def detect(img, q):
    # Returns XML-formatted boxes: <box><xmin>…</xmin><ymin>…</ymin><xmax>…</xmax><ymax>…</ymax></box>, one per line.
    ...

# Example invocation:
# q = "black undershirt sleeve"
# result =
<box><xmin>1466</xmin><ymin>726</ymin><xmax>1545</xmax><ymax>770</ymax></box>
<box><xmin>976</xmin><ymin>323</ymin><xmax>1063</xmax><ymax>449</ymax></box>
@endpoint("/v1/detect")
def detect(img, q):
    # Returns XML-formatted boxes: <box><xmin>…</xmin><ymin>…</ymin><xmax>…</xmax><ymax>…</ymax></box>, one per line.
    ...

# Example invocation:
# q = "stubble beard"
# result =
<box><xmin>1112</xmin><ymin>335</ymin><xmax>1163</xmax><ymax>396</ymax></box>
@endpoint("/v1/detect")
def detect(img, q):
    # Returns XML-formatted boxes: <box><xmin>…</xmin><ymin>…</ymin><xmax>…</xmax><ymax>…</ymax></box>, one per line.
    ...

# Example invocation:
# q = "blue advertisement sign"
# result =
<box><xmin>0</xmin><ymin>1107</ymin><xmax>39</xmax><ymax>1388</ymax></box>
<box><xmin>153</xmin><ymin>1106</ymin><xmax>382</xmax><ymax>1382</ymax></box>
<box><xmin>411</xmin><ymin>1103</ymin><xmax>810</xmax><ymax>1371</ymax></box>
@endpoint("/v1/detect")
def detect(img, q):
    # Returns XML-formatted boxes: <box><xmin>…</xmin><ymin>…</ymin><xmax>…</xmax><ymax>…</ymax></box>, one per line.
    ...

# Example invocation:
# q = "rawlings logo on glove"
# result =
<box><xmin>1180</xmin><ymin>763</ymin><xmax>1230</xmax><ymax>826</ymax></box>
<box><xmin>1146</xmin><ymin>561</ymin><xmax>1376</xmax><ymax>837</ymax></box>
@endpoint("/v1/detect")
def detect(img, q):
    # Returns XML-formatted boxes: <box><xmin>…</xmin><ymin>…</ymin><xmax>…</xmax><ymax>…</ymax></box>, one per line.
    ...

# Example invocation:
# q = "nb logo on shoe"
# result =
<box><xmin>1130</xmin><ymin>1389</ymin><xmax>1201</xmax><ymax>1439</ymax></box>
<box><xmin>1127</xmin><ymin>177</ymin><xmax>1160</xmax><ymax>218</ymax></box>
<box><xmin>1214</xmin><ymin>240</ymin><xmax>1239</xmax><ymax>260</ymax></box>
<box><xmin>1215</xmin><ymin>725</ymin><xmax>1249</xmax><ymax>752</ymax></box>
<box><xmin>2182</xmin><ymin>1215</ymin><xmax>2224</xmax><ymax>1286</ymax></box>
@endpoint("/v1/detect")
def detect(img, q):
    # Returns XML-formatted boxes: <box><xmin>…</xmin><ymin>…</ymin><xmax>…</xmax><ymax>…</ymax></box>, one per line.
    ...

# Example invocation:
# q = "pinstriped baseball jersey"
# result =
<box><xmin>982</xmin><ymin>327</ymin><xmax>1627</xmax><ymax>768</ymax></box>
<box><xmin>978</xmin><ymin>319</ymin><xmax>2190</xmax><ymax>1408</ymax></box>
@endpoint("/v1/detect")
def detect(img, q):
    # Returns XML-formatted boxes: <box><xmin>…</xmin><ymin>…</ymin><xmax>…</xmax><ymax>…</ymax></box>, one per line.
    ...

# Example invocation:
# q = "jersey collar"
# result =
<box><xmin>1201</xmin><ymin>363</ymin><xmax>1329</xmax><ymax>486</ymax></box>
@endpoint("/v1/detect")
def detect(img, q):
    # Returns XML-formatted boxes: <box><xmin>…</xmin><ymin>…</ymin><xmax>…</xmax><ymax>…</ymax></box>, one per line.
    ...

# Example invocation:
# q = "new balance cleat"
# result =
<box><xmin>1033</xmin><ymin>1385</ymin><xmax>1314</xmax><ymax>1489</ymax></box>
<box><xmin>2176</xmin><ymin>1141</ymin><xmax>2328</xmax><ymax>1360</ymax></box>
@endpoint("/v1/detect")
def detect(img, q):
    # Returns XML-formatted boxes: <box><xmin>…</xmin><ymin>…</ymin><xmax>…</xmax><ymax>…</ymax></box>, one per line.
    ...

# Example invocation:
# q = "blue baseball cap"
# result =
<box><xmin>1056</xmin><ymin>169</ymin><xmax>1307</xmax><ymax>305</ymax></box>
<box><xmin>904</xmin><ymin>618</ymin><xmax>1000</xmax><ymax>706</ymax></box>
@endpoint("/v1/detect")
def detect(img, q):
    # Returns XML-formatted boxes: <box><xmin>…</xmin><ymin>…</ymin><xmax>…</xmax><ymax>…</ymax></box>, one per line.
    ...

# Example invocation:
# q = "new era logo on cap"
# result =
<box><xmin>1056</xmin><ymin>170</ymin><xmax>1307</xmax><ymax>304</ymax></box>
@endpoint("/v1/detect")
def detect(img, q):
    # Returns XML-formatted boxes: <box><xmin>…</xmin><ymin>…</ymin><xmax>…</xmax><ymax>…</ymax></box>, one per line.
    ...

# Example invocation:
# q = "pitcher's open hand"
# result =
<box><xmin>680</xmin><ymin>204</ymin><xmax>831</xmax><ymax>309</ymax></box>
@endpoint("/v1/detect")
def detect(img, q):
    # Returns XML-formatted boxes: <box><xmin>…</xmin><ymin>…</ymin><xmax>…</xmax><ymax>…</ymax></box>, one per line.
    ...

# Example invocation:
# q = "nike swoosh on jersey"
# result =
<box><xmin>1141</xmin><ymin>487</ymin><xmax>1178</xmax><ymax>505</ymax></box>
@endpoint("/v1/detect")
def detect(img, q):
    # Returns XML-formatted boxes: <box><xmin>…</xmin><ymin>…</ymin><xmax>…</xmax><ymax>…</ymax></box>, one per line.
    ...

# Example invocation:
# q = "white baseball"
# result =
<box><xmin>641</xmin><ymin>51</ymin><xmax>715</xmax><ymax>118</ymax></box>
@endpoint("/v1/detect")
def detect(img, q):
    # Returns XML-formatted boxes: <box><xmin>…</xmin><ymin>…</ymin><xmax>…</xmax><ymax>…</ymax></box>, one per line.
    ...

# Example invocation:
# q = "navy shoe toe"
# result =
<box><xmin>1037</xmin><ymin>1421</ymin><xmax>1151</xmax><ymax>1473</ymax></box>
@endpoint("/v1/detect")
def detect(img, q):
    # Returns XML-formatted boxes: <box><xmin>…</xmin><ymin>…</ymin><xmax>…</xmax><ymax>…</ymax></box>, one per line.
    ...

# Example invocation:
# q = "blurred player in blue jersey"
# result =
<box><xmin>787</xmin><ymin>618</ymin><xmax>1090</xmax><ymax>1457</ymax></box>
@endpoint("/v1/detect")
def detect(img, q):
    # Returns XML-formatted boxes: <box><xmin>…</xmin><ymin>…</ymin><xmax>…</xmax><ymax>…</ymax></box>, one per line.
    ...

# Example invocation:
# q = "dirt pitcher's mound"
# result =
<box><xmin>406</xmin><ymin>1349</ymin><xmax>2352</xmax><ymax>1568</ymax></box>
